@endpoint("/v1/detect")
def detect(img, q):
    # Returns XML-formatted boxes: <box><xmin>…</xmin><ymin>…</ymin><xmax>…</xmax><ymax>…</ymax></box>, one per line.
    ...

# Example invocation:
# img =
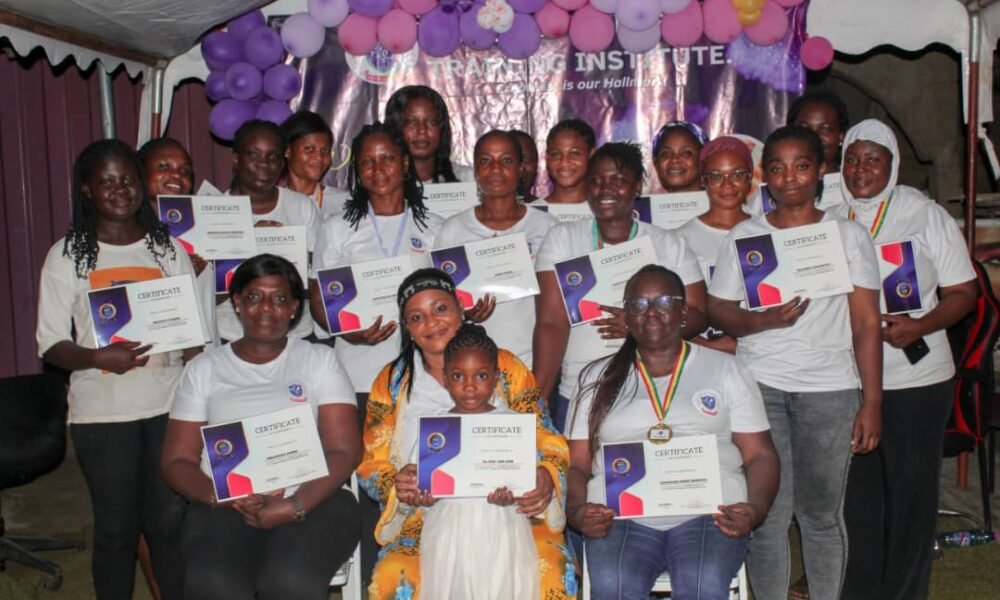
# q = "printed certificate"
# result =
<box><xmin>553</xmin><ymin>236</ymin><xmax>657</xmax><ymax>325</ymax></box>
<box><xmin>157</xmin><ymin>195</ymin><xmax>256</xmax><ymax>258</ymax></box>
<box><xmin>315</xmin><ymin>255</ymin><xmax>414</xmax><ymax>335</ymax></box>
<box><xmin>733</xmin><ymin>220</ymin><xmax>852</xmax><ymax>310</ymax></box>
<box><xmin>532</xmin><ymin>202</ymin><xmax>593</xmax><ymax>222</ymax></box>
<box><xmin>201</xmin><ymin>404</ymin><xmax>328</xmax><ymax>501</ymax></box>
<box><xmin>417</xmin><ymin>413</ymin><xmax>536</xmax><ymax>498</ymax></box>
<box><xmin>431</xmin><ymin>233</ymin><xmax>540</xmax><ymax>308</ymax></box>
<box><xmin>213</xmin><ymin>226</ymin><xmax>308</xmax><ymax>294</ymax></box>
<box><xmin>603</xmin><ymin>436</ymin><xmax>723</xmax><ymax>518</ymax></box>
<box><xmin>422</xmin><ymin>182</ymin><xmax>479</xmax><ymax>218</ymax></box>
<box><xmin>877</xmin><ymin>240</ymin><xmax>923</xmax><ymax>314</ymax></box>
<box><xmin>633</xmin><ymin>191</ymin><xmax>710</xmax><ymax>230</ymax></box>
<box><xmin>88</xmin><ymin>274</ymin><xmax>205</xmax><ymax>354</ymax></box>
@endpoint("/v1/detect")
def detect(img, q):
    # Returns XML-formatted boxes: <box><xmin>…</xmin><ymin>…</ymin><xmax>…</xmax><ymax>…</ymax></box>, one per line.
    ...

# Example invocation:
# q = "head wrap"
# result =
<box><xmin>841</xmin><ymin>119</ymin><xmax>899</xmax><ymax>203</ymax></box>
<box><xmin>699</xmin><ymin>136</ymin><xmax>754</xmax><ymax>171</ymax></box>
<box><xmin>397</xmin><ymin>268</ymin><xmax>457</xmax><ymax>309</ymax></box>
<box><xmin>652</xmin><ymin>121</ymin><xmax>709</xmax><ymax>154</ymax></box>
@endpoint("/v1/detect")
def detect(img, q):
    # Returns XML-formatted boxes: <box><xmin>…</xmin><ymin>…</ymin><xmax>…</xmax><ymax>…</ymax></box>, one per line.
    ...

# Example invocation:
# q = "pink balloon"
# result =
<box><xmin>552</xmin><ymin>0</ymin><xmax>587</xmax><ymax>9</ymax></box>
<box><xmin>772</xmin><ymin>0</ymin><xmax>805</xmax><ymax>5</ymax></box>
<box><xmin>398</xmin><ymin>0</ymin><xmax>437</xmax><ymax>14</ymax></box>
<box><xmin>702</xmin><ymin>0</ymin><xmax>742</xmax><ymax>44</ymax></box>
<box><xmin>617</xmin><ymin>22</ymin><xmax>660</xmax><ymax>53</ymax></box>
<box><xmin>800</xmin><ymin>35</ymin><xmax>834</xmax><ymax>70</ymax></box>
<box><xmin>615</xmin><ymin>0</ymin><xmax>659</xmax><ymax>32</ymax></box>
<box><xmin>281</xmin><ymin>13</ymin><xmax>327</xmax><ymax>58</ymax></box>
<box><xmin>590</xmin><ymin>0</ymin><xmax>617</xmax><ymax>14</ymax></box>
<box><xmin>498</xmin><ymin>13</ymin><xmax>541</xmax><ymax>59</ymax></box>
<box><xmin>660</xmin><ymin>0</ymin><xmax>691</xmax><ymax>14</ymax></box>
<box><xmin>308</xmin><ymin>0</ymin><xmax>350</xmax><ymax>27</ymax></box>
<box><xmin>338</xmin><ymin>14</ymin><xmax>379</xmax><ymax>55</ymax></box>
<box><xmin>568</xmin><ymin>5</ymin><xmax>614</xmax><ymax>52</ymax></box>
<box><xmin>745</xmin><ymin>1</ymin><xmax>787</xmax><ymax>45</ymax></box>
<box><xmin>535</xmin><ymin>2</ymin><xmax>570</xmax><ymax>38</ymax></box>
<box><xmin>378</xmin><ymin>9</ymin><xmax>418</xmax><ymax>53</ymax></box>
<box><xmin>660</xmin><ymin>0</ymin><xmax>702</xmax><ymax>46</ymax></box>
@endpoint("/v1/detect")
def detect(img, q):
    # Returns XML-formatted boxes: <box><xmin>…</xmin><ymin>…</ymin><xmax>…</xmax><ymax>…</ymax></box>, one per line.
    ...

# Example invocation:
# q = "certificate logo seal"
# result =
<box><xmin>288</xmin><ymin>383</ymin><xmax>306</xmax><ymax>402</ymax></box>
<box><xmin>565</xmin><ymin>271</ymin><xmax>583</xmax><ymax>288</ymax></box>
<box><xmin>326</xmin><ymin>280</ymin><xmax>345</xmax><ymax>296</ymax></box>
<box><xmin>610</xmin><ymin>457</ymin><xmax>631</xmax><ymax>476</ymax></box>
<box><xmin>165</xmin><ymin>208</ymin><xmax>184</xmax><ymax>224</ymax></box>
<box><xmin>895</xmin><ymin>281</ymin><xmax>914</xmax><ymax>299</ymax></box>
<box><xmin>692</xmin><ymin>389</ymin><xmax>721</xmax><ymax>417</ymax></box>
<box><xmin>426</xmin><ymin>431</ymin><xmax>447</xmax><ymax>451</ymax></box>
<box><xmin>439</xmin><ymin>260</ymin><xmax>458</xmax><ymax>276</ymax></box>
<box><xmin>214</xmin><ymin>439</ymin><xmax>234</xmax><ymax>457</ymax></box>
<box><xmin>745</xmin><ymin>250</ymin><xmax>764</xmax><ymax>268</ymax></box>
<box><xmin>98</xmin><ymin>302</ymin><xmax>118</xmax><ymax>320</ymax></box>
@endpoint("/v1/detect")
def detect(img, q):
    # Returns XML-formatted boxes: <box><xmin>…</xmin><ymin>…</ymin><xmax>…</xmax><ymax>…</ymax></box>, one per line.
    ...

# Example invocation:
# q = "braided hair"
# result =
<box><xmin>343</xmin><ymin>122</ymin><xmax>430</xmax><ymax>232</ymax></box>
<box><xmin>64</xmin><ymin>139</ymin><xmax>175</xmax><ymax>279</ymax></box>
<box><xmin>573</xmin><ymin>265</ymin><xmax>685</xmax><ymax>457</ymax></box>
<box><xmin>444</xmin><ymin>323</ymin><xmax>499</xmax><ymax>370</ymax></box>
<box><xmin>384</xmin><ymin>85</ymin><xmax>459</xmax><ymax>183</ymax></box>
<box><xmin>589</xmin><ymin>141</ymin><xmax>646</xmax><ymax>181</ymax></box>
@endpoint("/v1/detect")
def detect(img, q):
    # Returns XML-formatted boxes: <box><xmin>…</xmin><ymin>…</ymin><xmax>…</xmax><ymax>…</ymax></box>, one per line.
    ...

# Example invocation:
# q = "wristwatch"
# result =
<box><xmin>290</xmin><ymin>495</ymin><xmax>307</xmax><ymax>522</ymax></box>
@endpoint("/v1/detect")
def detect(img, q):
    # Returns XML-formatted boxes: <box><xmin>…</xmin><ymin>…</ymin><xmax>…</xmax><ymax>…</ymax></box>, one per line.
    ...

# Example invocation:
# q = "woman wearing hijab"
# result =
<box><xmin>837</xmin><ymin>119</ymin><xmax>977</xmax><ymax>600</ymax></box>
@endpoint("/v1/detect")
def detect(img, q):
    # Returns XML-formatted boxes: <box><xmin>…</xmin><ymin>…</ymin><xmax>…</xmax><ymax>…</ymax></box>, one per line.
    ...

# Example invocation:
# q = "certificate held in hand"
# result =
<box><xmin>213</xmin><ymin>226</ymin><xmax>308</xmax><ymax>294</ymax></box>
<box><xmin>423</xmin><ymin>182</ymin><xmax>479</xmax><ymax>218</ymax></box>
<box><xmin>430</xmin><ymin>233</ymin><xmax>540</xmax><ymax>309</ymax></box>
<box><xmin>632</xmin><ymin>191</ymin><xmax>710</xmax><ymax>230</ymax></box>
<box><xmin>877</xmin><ymin>240</ymin><xmax>922</xmax><ymax>314</ymax></box>
<box><xmin>603</xmin><ymin>437</ymin><xmax>723</xmax><ymax>519</ymax></box>
<box><xmin>201</xmin><ymin>404</ymin><xmax>329</xmax><ymax>501</ymax></box>
<box><xmin>157</xmin><ymin>195</ymin><xmax>256</xmax><ymax>258</ymax></box>
<box><xmin>554</xmin><ymin>236</ymin><xmax>657</xmax><ymax>325</ymax></box>
<box><xmin>315</xmin><ymin>255</ymin><xmax>414</xmax><ymax>335</ymax></box>
<box><xmin>88</xmin><ymin>274</ymin><xmax>205</xmax><ymax>355</ymax></box>
<box><xmin>417</xmin><ymin>413</ymin><xmax>536</xmax><ymax>498</ymax></box>
<box><xmin>733</xmin><ymin>220</ymin><xmax>852</xmax><ymax>310</ymax></box>
<box><xmin>532</xmin><ymin>202</ymin><xmax>593</xmax><ymax>223</ymax></box>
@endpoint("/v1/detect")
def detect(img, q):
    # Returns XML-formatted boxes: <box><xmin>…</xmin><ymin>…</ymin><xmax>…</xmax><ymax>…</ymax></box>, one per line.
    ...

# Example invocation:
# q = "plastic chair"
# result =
<box><xmin>329</xmin><ymin>474</ymin><xmax>363</xmax><ymax>600</ymax></box>
<box><xmin>580</xmin><ymin>547</ymin><xmax>748</xmax><ymax>599</ymax></box>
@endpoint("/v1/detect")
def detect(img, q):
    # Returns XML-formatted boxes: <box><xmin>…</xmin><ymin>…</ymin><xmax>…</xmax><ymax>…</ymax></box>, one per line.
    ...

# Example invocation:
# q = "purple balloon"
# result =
<box><xmin>263</xmin><ymin>64</ymin><xmax>303</xmax><ymax>101</ymax></box>
<box><xmin>508</xmin><ymin>0</ymin><xmax>546</xmax><ymax>12</ymax></box>
<box><xmin>417</xmin><ymin>7</ymin><xmax>461</xmax><ymax>57</ymax></box>
<box><xmin>616</xmin><ymin>0</ymin><xmax>660</xmax><ymax>32</ymax></box>
<box><xmin>224</xmin><ymin>62</ymin><xmax>263</xmax><ymax>100</ymax></box>
<box><xmin>244</xmin><ymin>26</ymin><xmax>284</xmax><ymax>70</ymax></box>
<box><xmin>228</xmin><ymin>10</ymin><xmax>266</xmax><ymax>41</ymax></box>
<box><xmin>209</xmin><ymin>99</ymin><xmax>257</xmax><ymax>140</ymax></box>
<box><xmin>201</xmin><ymin>31</ymin><xmax>244</xmax><ymax>71</ymax></box>
<box><xmin>498</xmin><ymin>13</ymin><xmax>541</xmax><ymax>59</ymax></box>
<box><xmin>348</xmin><ymin>0</ymin><xmax>393</xmax><ymax>18</ymax></box>
<box><xmin>309</xmin><ymin>0</ymin><xmax>350</xmax><ymax>27</ymax></box>
<box><xmin>617</xmin><ymin>22</ymin><xmax>660</xmax><ymax>53</ymax></box>
<box><xmin>460</xmin><ymin>2</ymin><xmax>497</xmax><ymax>50</ymax></box>
<box><xmin>205</xmin><ymin>71</ymin><xmax>229</xmax><ymax>102</ymax></box>
<box><xmin>281</xmin><ymin>12</ymin><xmax>327</xmax><ymax>58</ymax></box>
<box><xmin>256</xmin><ymin>100</ymin><xmax>294</xmax><ymax>125</ymax></box>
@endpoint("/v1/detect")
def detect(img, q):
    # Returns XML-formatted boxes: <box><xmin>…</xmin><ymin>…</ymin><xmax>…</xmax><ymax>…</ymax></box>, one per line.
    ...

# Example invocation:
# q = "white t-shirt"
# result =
<box><xmin>36</xmin><ymin>236</ymin><xmax>199</xmax><ymax>424</ymax></box>
<box><xmin>746</xmin><ymin>173</ymin><xmax>845</xmax><ymax>217</ymax></box>
<box><xmin>833</xmin><ymin>187</ymin><xmax>976</xmax><ymax>389</ymax></box>
<box><xmin>709</xmin><ymin>212</ymin><xmax>880</xmax><ymax>392</ymax></box>
<box><xmin>535</xmin><ymin>219</ymin><xmax>704</xmax><ymax>400</ymax></box>
<box><xmin>675</xmin><ymin>217</ymin><xmax>732</xmax><ymax>282</ymax></box>
<box><xmin>311</xmin><ymin>184</ymin><xmax>345</xmax><ymax>222</ymax></box>
<box><xmin>434</xmin><ymin>206</ymin><xmax>558</xmax><ymax>365</ymax></box>
<box><xmin>567</xmin><ymin>343</ymin><xmax>769</xmax><ymax>530</ymax></box>
<box><xmin>313</xmin><ymin>208</ymin><xmax>445</xmax><ymax>394</ymax></box>
<box><xmin>217</xmin><ymin>186</ymin><xmax>322</xmax><ymax>341</ymax></box>
<box><xmin>170</xmin><ymin>337</ymin><xmax>356</xmax><ymax>493</ymax></box>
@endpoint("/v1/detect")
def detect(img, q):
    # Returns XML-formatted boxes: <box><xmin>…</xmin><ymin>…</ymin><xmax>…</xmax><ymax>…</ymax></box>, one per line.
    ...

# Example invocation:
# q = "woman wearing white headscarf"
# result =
<box><xmin>837</xmin><ymin>119</ymin><xmax>978</xmax><ymax>600</ymax></box>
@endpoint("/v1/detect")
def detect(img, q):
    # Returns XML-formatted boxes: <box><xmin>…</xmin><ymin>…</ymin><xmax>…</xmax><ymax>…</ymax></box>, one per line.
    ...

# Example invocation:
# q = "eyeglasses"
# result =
<box><xmin>623</xmin><ymin>295</ymin><xmax>685</xmax><ymax>315</ymax></box>
<box><xmin>703</xmin><ymin>170</ymin><xmax>752</xmax><ymax>187</ymax></box>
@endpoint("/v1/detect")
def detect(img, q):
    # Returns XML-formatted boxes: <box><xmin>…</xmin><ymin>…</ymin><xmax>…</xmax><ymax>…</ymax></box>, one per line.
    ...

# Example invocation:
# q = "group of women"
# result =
<box><xmin>34</xmin><ymin>85</ymin><xmax>976</xmax><ymax>600</ymax></box>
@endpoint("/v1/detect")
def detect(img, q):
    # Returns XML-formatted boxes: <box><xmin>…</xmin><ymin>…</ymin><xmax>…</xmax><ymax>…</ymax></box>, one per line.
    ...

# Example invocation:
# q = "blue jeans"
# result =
<box><xmin>585</xmin><ymin>516</ymin><xmax>748</xmax><ymax>600</ymax></box>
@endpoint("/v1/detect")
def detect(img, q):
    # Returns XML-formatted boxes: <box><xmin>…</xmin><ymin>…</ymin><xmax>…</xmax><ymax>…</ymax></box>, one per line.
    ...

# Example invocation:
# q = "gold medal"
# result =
<box><xmin>647</xmin><ymin>423</ymin><xmax>673</xmax><ymax>444</ymax></box>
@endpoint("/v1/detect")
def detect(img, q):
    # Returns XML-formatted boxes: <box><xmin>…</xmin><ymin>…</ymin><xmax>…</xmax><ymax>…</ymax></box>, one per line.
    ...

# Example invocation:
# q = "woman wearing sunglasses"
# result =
<box><xmin>566</xmin><ymin>265</ymin><xmax>779</xmax><ymax>598</ymax></box>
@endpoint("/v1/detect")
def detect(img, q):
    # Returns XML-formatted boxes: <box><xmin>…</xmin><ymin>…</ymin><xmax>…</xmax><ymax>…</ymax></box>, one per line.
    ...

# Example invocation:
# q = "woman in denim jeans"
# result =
<box><xmin>567</xmin><ymin>265</ymin><xmax>779</xmax><ymax>600</ymax></box>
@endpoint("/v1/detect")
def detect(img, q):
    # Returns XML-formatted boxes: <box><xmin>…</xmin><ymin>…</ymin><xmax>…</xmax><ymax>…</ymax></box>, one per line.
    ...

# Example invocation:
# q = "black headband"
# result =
<box><xmin>397</xmin><ymin>272</ymin><xmax>456</xmax><ymax>309</ymax></box>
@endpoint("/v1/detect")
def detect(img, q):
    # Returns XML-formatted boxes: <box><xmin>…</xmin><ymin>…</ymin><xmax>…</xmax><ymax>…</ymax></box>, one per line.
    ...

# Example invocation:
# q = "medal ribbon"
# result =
<box><xmin>369</xmin><ymin>208</ymin><xmax>410</xmax><ymax>258</ymax></box>
<box><xmin>848</xmin><ymin>193</ymin><xmax>892</xmax><ymax>239</ymax></box>
<box><xmin>635</xmin><ymin>342</ymin><xmax>690</xmax><ymax>424</ymax></box>
<box><xmin>592</xmin><ymin>219</ymin><xmax>639</xmax><ymax>250</ymax></box>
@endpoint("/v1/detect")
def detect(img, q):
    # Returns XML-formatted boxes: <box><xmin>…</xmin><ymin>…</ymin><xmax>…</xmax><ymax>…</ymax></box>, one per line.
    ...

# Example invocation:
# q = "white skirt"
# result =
<box><xmin>420</xmin><ymin>498</ymin><xmax>540</xmax><ymax>600</ymax></box>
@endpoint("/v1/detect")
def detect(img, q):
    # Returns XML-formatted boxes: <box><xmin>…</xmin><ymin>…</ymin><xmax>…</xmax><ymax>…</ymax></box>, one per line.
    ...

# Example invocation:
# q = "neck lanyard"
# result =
<box><xmin>315</xmin><ymin>185</ymin><xmax>324</xmax><ymax>209</ymax></box>
<box><xmin>848</xmin><ymin>192</ymin><xmax>893</xmax><ymax>239</ymax></box>
<box><xmin>634</xmin><ymin>342</ymin><xmax>689</xmax><ymax>444</ymax></box>
<box><xmin>592</xmin><ymin>219</ymin><xmax>639</xmax><ymax>250</ymax></box>
<box><xmin>369</xmin><ymin>207</ymin><xmax>410</xmax><ymax>258</ymax></box>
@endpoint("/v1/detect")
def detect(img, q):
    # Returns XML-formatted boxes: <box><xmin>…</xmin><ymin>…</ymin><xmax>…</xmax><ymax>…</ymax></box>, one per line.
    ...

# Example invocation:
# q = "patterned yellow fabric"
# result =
<box><xmin>359</xmin><ymin>349</ymin><xmax>578</xmax><ymax>600</ymax></box>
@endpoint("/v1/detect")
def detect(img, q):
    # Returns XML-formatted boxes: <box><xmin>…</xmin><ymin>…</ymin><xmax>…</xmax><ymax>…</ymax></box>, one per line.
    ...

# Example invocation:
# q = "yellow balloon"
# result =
<box><xmin>738</xmin><ymin>9</ymin><xmax>763</xmax><ymax>25</ymax></box>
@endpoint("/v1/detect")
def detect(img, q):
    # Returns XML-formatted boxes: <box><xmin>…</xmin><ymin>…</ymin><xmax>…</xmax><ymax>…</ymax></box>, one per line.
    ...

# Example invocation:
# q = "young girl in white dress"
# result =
<box><xmin>412</xmin><ymin>323</ymin><xmax>540</xmax><ymax>600</ymax></box>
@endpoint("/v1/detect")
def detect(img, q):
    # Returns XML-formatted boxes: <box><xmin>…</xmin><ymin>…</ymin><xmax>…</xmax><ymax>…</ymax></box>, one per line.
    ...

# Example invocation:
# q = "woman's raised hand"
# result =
<box><xmin>342</xmin><ymin>316</ymin><xmax>397</xmax><ymax>346</ymax></box>
<box><xmin>464</xmin><ymin>294</ymin><xmax>497</xmax><ymax>323</ymax></box>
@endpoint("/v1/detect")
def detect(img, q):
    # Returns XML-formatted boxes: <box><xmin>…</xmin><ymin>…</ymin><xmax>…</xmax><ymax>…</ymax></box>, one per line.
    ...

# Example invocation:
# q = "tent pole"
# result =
<box><xmin>965</xmin><ymin>9</ymin><xmax>981</xmax><ymax>253</ymax></box>
<box><xmin>98</xmin><ymin>65</ymin><xmax>116</xmax><ymax>139</ymax></box>
<box><xmin>151</xmin><ymin>67</ymin><xmax>165</xmax><ymax>139</ymax></box>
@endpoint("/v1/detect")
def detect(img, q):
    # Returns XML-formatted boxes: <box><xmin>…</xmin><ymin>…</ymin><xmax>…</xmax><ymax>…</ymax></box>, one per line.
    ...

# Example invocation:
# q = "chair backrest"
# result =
<box><xmin>0</xmin><ymin>373</ymin><xmax>68</xmax><ymax>490</ymax></box>
<box><xmin>945</xmin><ymin>260</ymin><xmax>1000</xmax><ymax>453</ymax></box>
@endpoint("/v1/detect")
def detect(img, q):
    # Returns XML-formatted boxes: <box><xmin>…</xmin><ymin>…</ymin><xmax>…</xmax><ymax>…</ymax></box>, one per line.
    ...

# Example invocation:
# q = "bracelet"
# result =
<box><xmin>290</xmin><ymin>495</ymin><xmax>307</xmax><ymax>522</ymax></box>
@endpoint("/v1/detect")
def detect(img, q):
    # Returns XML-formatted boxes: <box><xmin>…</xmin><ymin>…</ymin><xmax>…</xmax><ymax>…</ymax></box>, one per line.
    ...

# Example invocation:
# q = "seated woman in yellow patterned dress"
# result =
<box><xmin>358</xmin><ymin>268</ymin><xmax>576</xmax><ymax>600</ymax></box>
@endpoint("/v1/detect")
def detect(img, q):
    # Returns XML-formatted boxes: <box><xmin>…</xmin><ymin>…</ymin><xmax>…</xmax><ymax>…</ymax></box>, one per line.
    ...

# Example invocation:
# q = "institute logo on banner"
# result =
<box><xmin>288</xmin><ymin>382</ymin><xmax>307</xmax><ymax>403</ymax></box>
<box><xmin>692</xmin><ymin>389</ymin><xmax>721</xmax><ymax>417</ymax></box>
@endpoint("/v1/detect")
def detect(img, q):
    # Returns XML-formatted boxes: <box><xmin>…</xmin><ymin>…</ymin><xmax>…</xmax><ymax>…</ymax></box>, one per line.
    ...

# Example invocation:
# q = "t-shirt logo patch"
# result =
<box><xmin>410</xmin><ymin>237</ymin><xmax>426</xmax><ymax>252</ymax></box>
<box><xmin>288</xmin><ymin>383</ymin><xmax>306</xmax><ymax>402</ymax></box>
<box><xmin>692</xmin><ymin>389</ymin><xmax>720</xmax><ymax>416</ymax></box>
